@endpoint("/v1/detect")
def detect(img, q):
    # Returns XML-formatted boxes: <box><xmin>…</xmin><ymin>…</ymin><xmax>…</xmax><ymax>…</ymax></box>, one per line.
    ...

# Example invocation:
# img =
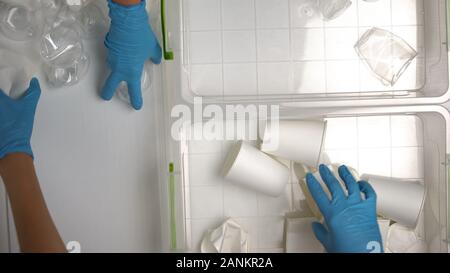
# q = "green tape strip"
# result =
<box><xmin>169</xmin><ymin>163</ymin><xmax>177</xmax><ymax>250</ymax></box>
<box><xmin>161</xmin><ymin>0</ymin><xmax>174</xmax><ymax>60</ymax></box>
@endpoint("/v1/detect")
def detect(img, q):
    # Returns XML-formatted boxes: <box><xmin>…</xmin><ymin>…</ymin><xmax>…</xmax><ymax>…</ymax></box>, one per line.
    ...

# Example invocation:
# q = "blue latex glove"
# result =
<box><xmin>306</xmin><ymin>164</ymin><xmax>383</xmax><ymax>253</ymax></box>
<box><xmin>102</xmin><ymin>0</ymin><xmax>162</xmax><ymax>110</ymax></box>
<box><xmin>0</xmin><ymin>78</ymin><xmax>41</xmax><ymax>160</ymax></box>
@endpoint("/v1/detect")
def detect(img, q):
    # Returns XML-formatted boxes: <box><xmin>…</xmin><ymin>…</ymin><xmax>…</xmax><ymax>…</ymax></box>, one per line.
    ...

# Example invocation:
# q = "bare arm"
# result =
<box><xmin>0</xmin><ymin>153</ymin><xmax>66</xmax><ymax>253</ymax></box>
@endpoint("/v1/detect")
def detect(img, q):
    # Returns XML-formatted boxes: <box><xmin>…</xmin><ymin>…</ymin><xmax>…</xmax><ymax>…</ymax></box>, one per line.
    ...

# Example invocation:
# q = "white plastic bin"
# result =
<box><xmin>156</xmin><ymin>0</ymin><xmax>450</xmax><ymax>253</ymax></box>
<box><xmin>158</xmin><ymin>105</ymin><xmax>448</xmax><ymax>253</ymax></box>
<box><xmin>163</xmin><ymin>0</ymin><xmax>450</xmax><ymax>105</ymax></box>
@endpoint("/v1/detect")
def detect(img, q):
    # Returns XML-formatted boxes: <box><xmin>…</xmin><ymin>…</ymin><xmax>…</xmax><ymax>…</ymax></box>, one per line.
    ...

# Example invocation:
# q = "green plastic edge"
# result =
<box><xmin>169</xmin><ymin>163</ymin><xmax>177</xmax><ymax>250</ymax></box>
<box><xmin>161</xmin><ymin>0</ymin><xmax>174</xmax><ymax>60</ymax></box>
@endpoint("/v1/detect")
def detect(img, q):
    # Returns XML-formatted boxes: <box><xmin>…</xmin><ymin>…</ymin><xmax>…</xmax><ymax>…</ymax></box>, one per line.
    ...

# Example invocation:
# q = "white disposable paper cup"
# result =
<box><xmin>260</xmin><ymin>120</ymin><xmax>327</xmax><ymax>167</ymax></box>
<box><xmin>361</xmin><ymin>175</ymin><xmax>426</xmax><ymax>228</ymax></box>
<box><xmin>222</xmin><ymin>141</ymin><xmax>289</xmax><ymax>197</ymax></box>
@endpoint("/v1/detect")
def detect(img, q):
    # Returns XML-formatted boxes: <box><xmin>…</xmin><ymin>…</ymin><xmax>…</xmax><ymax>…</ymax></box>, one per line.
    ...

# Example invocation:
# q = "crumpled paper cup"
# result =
<box><xmin>201</xmin><ymin>219</ymin><xmax>248</xmax><ymax>253</ymax></box>
<box><xmin>386</xmin><ymin>223</ymin><xmax>428</xmax><ymax>253</ymax></box>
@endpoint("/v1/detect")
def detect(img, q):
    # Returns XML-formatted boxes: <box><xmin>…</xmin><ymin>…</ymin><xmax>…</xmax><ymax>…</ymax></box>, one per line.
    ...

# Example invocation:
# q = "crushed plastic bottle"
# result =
<box><xmin>40</xmin><ymin>23</ymin><xmax>84</xmax><ymax>67</ymax></box>
<box><xmin>40</xmin><ymin>23</ymin><xmax>90</xmax><ymax>87</ymax></box>
<box><xmin>0</xmin><ymin>1</ymin><xmax>40</xmax><ymax>41</ymax></box>
<box><xmin>65</xmin><ymin>0</ymin><xmax>93</xmax><ymax>12</ymax></box>
<box><xmin>43</xmin><ymin>54</ymin><xmax>89</xmax><ymax>87</ymax></box>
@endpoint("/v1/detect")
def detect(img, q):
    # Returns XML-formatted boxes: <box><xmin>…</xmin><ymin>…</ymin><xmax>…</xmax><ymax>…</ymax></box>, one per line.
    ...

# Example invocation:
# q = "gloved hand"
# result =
<box><xmin>306</xmin><ymin>164</ymin><xmax>383</xmax><ymax>253</ymax></box>
<box><xmin>0</xmin><ymin>78</ymin><xmax>41</xmax><ymax>160</ymax></box>
<box><xmin>102</xmin><ymin>0</ymin><xmax>162</xmax><ymax>110</ymax></box>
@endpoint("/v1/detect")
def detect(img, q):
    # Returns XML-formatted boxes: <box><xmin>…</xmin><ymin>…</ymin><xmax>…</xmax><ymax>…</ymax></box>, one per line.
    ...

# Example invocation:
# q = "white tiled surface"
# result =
<box><xmin>292</xmin><ymin>28</ymin><xmax>325</xmax><ymax>61</ymax></box>
<box><xmin>257</xmin><ymin>30</ymin><xmax>291</xmax><ymax>61</ymax></box>
<box><xmin>190</xmin><ymin>64</ymin><xmax>223</xmax><ymax>96</ymax></box>
<box><xmin>358</xmin><ymin>0</ymin><xmax>392</xmax><ymax>27</ymax></box>
<box><xmin>324</xmin><ymin>28</ymin><xmax>359</xmax><ymax>60</ymax></box>
<box><xmin>222</xmin><ymin>0</ymin><xmax>255</xmax><ymax>30</ymax></box>
<box><xmin>323</xmin><ymin>115</ymin><xmax>425</xmax><ymax>180</ymax></box>
<box><xmin>189</xmin><ymin>186</ymin><xmax>224</xmax><ymax>219</ymax></box>
<box><xmin>184</xmin><ymin>0</ymin><xmax>425</xmax><ymax>96</ymax></box>
<box><xmin>223</xmin><ymin>31</ymin><xmax>256</xmax><ymax>62</ymax></box>
<box><xmin>325</xmin><ymin>60</ymin><xmax>360</xmax><ymax>93</ymax></box>
<box><xmin>223</xmin><ymin>64</ymin><xmax>258</xmax><ymax>95</ymax></box>
<box><xmin>256</xmin><ymin>0</ymin><xmax>290</xmax><ymax>29</ymax></box>
<box><xmin>293</xmin><ymin>61</ymin><xmax>326</xmax><ymax>93</ymax></box>
<box><xmin>258</xmin><ymin>62</ymin><xmax>291</xmax><ymax>94</ymax></box>
<box><xmin>189</xmin><ymin>31</ymin><xmax>222</xmax><ymax>63</ymax></box>
<box><xmin>224</xmin><ymin>183</ymin><xmax>259</xmax><ymax>217</ymax></box>
<box><xmin>182</xmin><ymin>115</ymin><xmax>425</xmax><ymax>252</ymax></box>
<box><xmin>187</xmin><ymin>0</ymin><xmax>221</xmax><ymax>31</ymax></box>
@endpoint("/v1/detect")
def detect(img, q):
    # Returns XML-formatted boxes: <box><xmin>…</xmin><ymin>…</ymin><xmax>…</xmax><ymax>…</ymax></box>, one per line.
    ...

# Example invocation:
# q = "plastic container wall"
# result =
<box><xmin>169</xmin><ymin>0</ymin><xmax>450</xmax><ymax>105</ymax></box>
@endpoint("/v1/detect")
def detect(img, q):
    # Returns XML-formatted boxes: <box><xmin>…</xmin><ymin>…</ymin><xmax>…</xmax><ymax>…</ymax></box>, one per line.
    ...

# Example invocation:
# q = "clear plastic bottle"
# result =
<box><xmin>0</xmin><ymin>1</ymin><xmax>40</xmax><ymax>41</ymax></box>
<box><xmin>46</xmin><ymin>1</ymin><xmax>107</xmax><ymax>40</ymax></box>
<box><xmin>43</xmin><ymin>54</ymin><xmax>89</xmax><ymax>87</ymax></box>
<box><xmin>77</xmin><ymin>2</ymin><xmax>107</xmax><ymax>39</ymax></box>
<box><xmin>40</xmin><ymin>23</ymin><xmax>90</xmax><ymax>87</ymax></box>
<box><xmin>36</xmin><ymin>0</ymin><xmax>63</xmax><ymax>23</ymax></box>
<box><xmin>40</xmin><ymin>23</ymin><xmax>84</xmax><ymax>67</ymax></box>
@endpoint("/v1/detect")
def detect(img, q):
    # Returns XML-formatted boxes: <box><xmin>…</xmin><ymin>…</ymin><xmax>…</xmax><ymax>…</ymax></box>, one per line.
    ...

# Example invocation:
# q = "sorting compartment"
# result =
<box><xmin>174</xmin><ymin>0</ymin><xmax>449</xmax><ymax>103</ymax></box>
<box><xmin>169</xmin><ymin>106</ymin><xmax>448</xmax><ymax>253</ymax></box>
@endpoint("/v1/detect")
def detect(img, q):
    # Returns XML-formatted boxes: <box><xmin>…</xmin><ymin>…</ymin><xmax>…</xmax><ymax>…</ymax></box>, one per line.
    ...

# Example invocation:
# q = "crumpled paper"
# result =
<box><xmin>386</xmin><ymin>223</ymin><xmax>428</xmax><ymax>253</ymax></box>
<box><xmin>201</xmin><ymin>219</ymin><xmax>248</xmax><ymax>253</ymax></box>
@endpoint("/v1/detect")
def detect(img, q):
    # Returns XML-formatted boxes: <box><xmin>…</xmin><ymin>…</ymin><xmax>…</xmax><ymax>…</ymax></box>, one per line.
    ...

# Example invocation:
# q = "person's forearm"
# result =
<box><xmin>112</xmin><ymin>0</ymin><xmax>141</xmax><ymax>6</ymax></box>
<box><xmin>0</xmin><ymin>154</ymin><xmax>66</xmax><ymax>253</ymax></box>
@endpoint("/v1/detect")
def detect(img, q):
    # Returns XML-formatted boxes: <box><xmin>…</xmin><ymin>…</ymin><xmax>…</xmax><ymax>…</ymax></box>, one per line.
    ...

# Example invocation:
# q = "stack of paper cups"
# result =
<box><xmin>222</xmin><ymin>141</ymin><xmax>289</xmax><ymax>197</ymax></box>
<box><xmin>361</xmin><ymin>174</ymin><xmax>426</xmax><ymax>228</ymax></box>
<box><xmin>260</xmin><ymin>120</ymin><xmax>327</xmax><ymax>167</ymax></box>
